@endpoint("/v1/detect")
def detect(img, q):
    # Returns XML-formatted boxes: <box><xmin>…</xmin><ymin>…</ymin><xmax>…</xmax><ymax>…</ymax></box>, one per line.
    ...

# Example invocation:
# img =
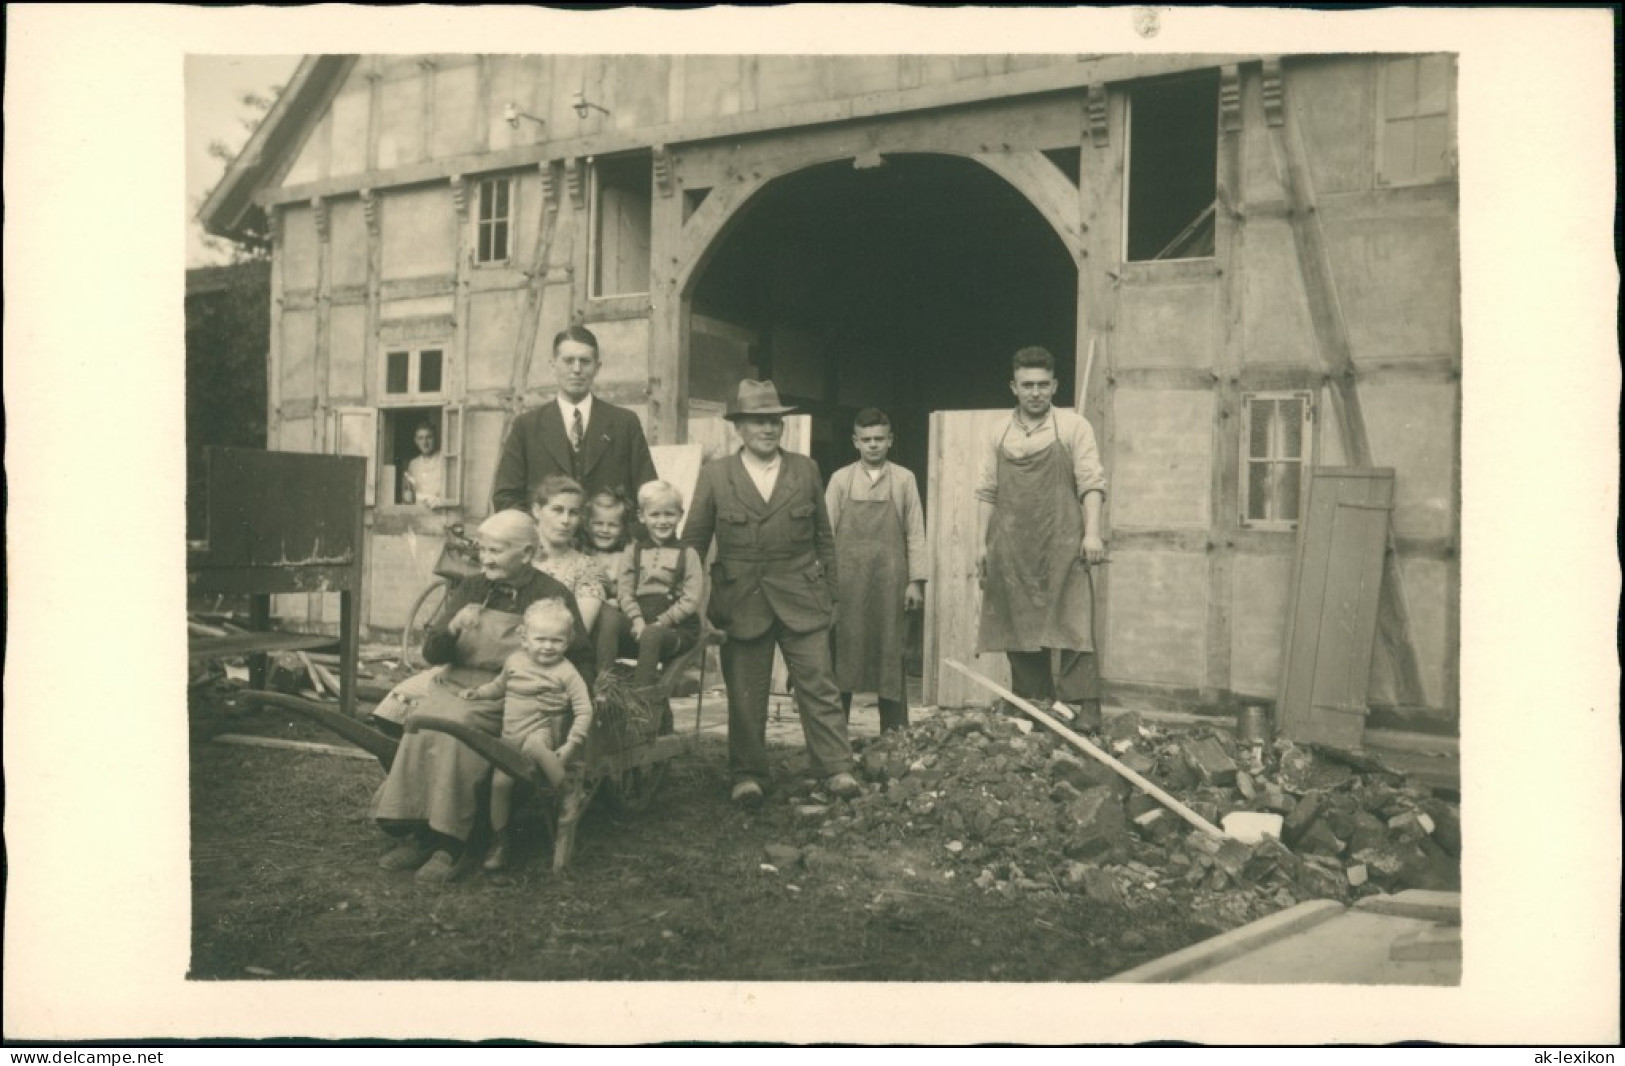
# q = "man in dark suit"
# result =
<box><xmin>682</xmin><ymin>380</ymin><xmax>860</xmax><ymax>807</ymax></box>
<box><xmin>490</xmin><ymin>325</ymin><xmax>659</xmax><ymax>513</ymax></box>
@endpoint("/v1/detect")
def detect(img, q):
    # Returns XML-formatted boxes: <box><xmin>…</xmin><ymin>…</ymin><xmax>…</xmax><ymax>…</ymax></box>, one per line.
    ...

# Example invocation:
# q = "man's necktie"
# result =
<box><xmin>570</xmin><ymin>408</ymin><xmax>584</xmax><ymax>452</ymax></box>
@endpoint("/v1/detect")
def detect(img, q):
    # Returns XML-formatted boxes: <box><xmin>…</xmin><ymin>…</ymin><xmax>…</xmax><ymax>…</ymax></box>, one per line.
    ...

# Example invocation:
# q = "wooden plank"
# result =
<box><xmin>189</xmin><ymin>632</ymin><xmax>338</xmax><ymax>658</ymax></box>
<box><xmin>924</xmin><ymin>410</ymin><xmax>1012</xmax><ymax>708</ymax></box>
<box><xmin>260</xmin><ymin>54</ymin><xmax>1256</xmax><ymax>209</ymax></box>
<box><xmin>1277</xmin><ymin>469</ymin><xmax>1395</xmax><ymax>747</ymax></box>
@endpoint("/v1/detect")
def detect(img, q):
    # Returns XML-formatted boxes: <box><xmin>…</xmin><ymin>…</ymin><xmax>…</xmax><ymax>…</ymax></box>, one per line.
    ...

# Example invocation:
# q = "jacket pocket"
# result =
<box><xmin>717</xmin><ymin>510</ymin><xmax>752</xmax><ymax>549</ymax></box>
<box><xmin>788</xmin><ymin>502</ymin><xmax>816</xmax><ymax>546</ymax></box>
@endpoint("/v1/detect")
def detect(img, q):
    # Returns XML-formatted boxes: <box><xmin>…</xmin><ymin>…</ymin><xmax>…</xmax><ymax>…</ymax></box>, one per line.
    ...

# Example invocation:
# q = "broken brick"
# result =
<box><xmin>1297</xmin><ymin>820</ymin><xmax>1346</xmax><ymax>857</ymax></box>
<box><xmin>1281</xmin><ymin>792</ymin><xmax>1322</xmax><ymax>847</ymax></box>
<box><xmin>1180</xmin><ymin>736</ymin><xmax>1239</xmax><ymax>787</ymax></box>
<box><xmin>1346</xmin><ymin>863</ymin><xmax>1369</xmax><ymax>888</ymax></box>
<box><xmin>1277</xmin><ymin>746</ymin><xmax>1316</xmax><ymax>792</ymax></box>
<box><xmin>1061</xmin><ymin>786</ymin><xmax>1127</xmax><ymax>861</ymax></box>
<box><xmin>1103</xmin><ymin>711</ymin><xmax>1144</xmax><ymax>747</ymax></box>
<box><xmin>1119</xmin><ymin>750</ymin><xmax>1156</xmax><ymax>776</ymax></box>
<box><xmin>1235</xmin><ymin>770</ymin><xmax>1257</xmax><ymax>801</ymax></box>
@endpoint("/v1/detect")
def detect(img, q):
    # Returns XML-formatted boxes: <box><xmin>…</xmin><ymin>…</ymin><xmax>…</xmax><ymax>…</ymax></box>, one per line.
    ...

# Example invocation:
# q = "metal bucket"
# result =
<box><xmin>1237</xmin><ymin>705</ymin><xmax>1272</xmax><ymax>745</ymax></box>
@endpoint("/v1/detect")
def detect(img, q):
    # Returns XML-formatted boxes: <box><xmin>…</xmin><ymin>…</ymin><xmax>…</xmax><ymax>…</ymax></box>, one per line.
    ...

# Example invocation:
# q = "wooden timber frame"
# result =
<box><xmin>213</xmin><ymin>53</ymin><xmax>1455</xmax><ymax>726</ymax></box>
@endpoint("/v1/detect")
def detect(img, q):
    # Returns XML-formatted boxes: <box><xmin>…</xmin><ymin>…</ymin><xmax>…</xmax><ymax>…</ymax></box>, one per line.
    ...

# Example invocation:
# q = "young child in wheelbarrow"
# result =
<box><xmin>460</xmin><ymin>599</ymin><xmax>594</xmax><ymax>872</ymax></box>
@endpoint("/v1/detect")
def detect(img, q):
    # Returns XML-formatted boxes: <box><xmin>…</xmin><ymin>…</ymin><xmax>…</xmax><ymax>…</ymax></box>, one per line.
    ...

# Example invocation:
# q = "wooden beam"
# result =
<box><xmin>1206</xmin><ymin>66</ymin><xmax>1248</xmax><ymax>703</ymax></box>
<box><xmin>258</xmin><ymin>54</ymin><xmax>1255</xmax><ymax>209</ymax></box>
<box><xmin>1264</xmin><ymin>68</ymin><xmax>1428</xmax><ymax>708</ymax></box>
<box><xmin>504</xmin><ymin>160</ymin><xmax>563</xmax><ymax>414</ymax></box>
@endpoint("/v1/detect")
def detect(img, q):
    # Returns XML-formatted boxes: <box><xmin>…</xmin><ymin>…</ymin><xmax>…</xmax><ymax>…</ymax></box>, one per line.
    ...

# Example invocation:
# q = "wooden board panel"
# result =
<box><xmin>1276</xmin><ymin>468</ymin><xmax>1395</xmax><ymax>747</ymax></box>
<box><xmin>924</xmin><ymin>409</ymin><xmax>1012</xmax><ymax>708</ymax></box>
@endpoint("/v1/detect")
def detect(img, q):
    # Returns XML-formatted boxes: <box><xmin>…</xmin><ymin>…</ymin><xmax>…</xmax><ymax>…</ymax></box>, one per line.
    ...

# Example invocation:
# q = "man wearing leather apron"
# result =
<box><xmin>975</xmin><ymin>347</ymin><xmax>1108</xmax><ymax>728</ymax></box>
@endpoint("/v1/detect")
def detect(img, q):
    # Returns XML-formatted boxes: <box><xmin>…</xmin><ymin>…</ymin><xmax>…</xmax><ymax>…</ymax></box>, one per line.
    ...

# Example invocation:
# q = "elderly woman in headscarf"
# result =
<box><xmin>369</xmin><ymin>510</ymin><xmax>595</xmax><ymax>884</ymax></box>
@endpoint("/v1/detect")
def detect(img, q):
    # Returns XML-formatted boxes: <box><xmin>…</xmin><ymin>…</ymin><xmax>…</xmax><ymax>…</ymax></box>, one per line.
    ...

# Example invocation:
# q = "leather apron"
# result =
<box><xmin>833</xmin><ymin>493</ymin><xmax>908</xmax><ymax>702</ymax></box>
<box><xmin>978</xmin><ymin>430</ymin><xmax>1095</xmax><ymax>653</ymax></box>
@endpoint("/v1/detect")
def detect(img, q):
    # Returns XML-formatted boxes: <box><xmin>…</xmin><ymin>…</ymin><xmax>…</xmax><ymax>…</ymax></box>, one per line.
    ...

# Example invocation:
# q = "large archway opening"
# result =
<box><xmin>685</xmin><ymin>153</ymin><xmax>1079</xmax><ymax>481</ymax></box>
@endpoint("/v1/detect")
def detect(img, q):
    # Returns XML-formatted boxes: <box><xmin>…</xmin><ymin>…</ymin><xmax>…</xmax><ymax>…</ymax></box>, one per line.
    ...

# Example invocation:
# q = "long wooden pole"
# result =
<box><xmin>944</xmin><ymin>658</ymin><xmax>1226</xmax><ymax>840</ymax></box>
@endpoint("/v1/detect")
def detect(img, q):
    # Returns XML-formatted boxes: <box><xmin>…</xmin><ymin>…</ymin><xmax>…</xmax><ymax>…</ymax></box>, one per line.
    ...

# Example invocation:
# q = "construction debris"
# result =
<box><xmin>780</xmin><ymin>704</ymin><xmax>1460</xmax><ymax>932</ymax></box>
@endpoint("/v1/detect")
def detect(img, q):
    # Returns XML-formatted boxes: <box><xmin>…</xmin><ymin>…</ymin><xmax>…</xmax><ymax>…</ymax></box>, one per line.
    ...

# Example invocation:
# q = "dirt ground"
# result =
<box><xmin>188</xmin><ymin>694</ymin><xmax>1230</xmax><ymax>983</ymax></box>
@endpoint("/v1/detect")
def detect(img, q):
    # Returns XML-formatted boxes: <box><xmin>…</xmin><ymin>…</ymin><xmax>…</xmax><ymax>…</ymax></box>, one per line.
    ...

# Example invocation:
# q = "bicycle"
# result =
<box><xmin>398</xmin><ymin>522</ymin><xmax>482</xmax><ymax>669</ymax></box>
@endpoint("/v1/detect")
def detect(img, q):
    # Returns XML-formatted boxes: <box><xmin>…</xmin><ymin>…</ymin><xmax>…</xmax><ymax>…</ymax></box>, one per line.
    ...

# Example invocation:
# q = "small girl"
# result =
<box><xmin>596</xmin><ymin>480</ymin><xmax>705</xmax><ymax>687</ymax></box>
<box><xmin>582</xmin><ymin>488</ymin><xmax>633</xmax><ymax>597</ymax></box>
<box><xmin>461</xmin><ymin>599</ymin><xmax>594</xmax><ymax>872</ymax></box>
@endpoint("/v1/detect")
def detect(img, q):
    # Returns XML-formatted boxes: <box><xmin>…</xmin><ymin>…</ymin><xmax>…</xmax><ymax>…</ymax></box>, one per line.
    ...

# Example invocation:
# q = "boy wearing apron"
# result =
<box><xmin>975</xmin><ymin>347</ymin><xmax>1108</xmax><ymax>727</ymax></box>
<box><xmin>826</xmin><ymin>408</ymin><xmax>927</xmax><ymax>733</ymax></box>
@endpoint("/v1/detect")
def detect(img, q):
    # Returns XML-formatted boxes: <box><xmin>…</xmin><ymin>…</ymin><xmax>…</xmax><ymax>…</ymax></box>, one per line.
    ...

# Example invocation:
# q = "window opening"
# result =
<box><xmin>1125</xmin><ymin>73</ymin><xmax>1219</xmax><ymax>262</ymax></box>
<box><xmin>590</xmin><ymin>152</ymin><xmax>653</xmax><ymax>297</ymax></box>
<box><xmin>383</xmin><ymin>347</ymin><xmax>446</xmax><ymax>398</ymax></box>
<box><xmin>476</xmin><ymin>176</ymin><xmax>512</xmax><ymax>263</ymax></box>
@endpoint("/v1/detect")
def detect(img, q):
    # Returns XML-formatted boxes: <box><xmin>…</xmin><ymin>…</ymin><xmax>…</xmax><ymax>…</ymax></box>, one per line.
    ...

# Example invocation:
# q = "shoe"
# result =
<box><xmin>378</xmin><ymin>837</ymin><xmax>434</xmax><ymax>871</ymax></box>
<box><xmin>824</xmin><ymin>772</ymin><xmax>861</xmax><ymax>799</ymax></box>
<box><xmin>482</xmin><ymin>832</ymin><xmax>510</xmax><ymax>873</ymax></box>
<box><xmin>730</xmin><ymin>780</ymin><xmax>764</xmax><ymax>808</ymax></box>
<box><xmin>414</xmin><ymin>849</ymin><xmax>457</xmax><ymax>885</ymax></box>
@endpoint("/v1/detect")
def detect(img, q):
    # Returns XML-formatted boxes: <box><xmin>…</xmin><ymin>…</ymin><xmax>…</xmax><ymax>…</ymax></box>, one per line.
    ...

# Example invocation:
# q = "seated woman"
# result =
<box><xmin>369</xmin><ymin>509</ymin><xmax>594</xmax><ymax>884</ymax></box>
<box><xmin>529</xmin><ymin>476</ymin><xmax>608</xmax><ymax>636</ymax></box>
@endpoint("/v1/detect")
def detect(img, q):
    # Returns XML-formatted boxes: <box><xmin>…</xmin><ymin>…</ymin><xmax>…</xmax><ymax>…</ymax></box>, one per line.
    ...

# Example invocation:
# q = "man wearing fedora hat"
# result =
<box><xmin>682</xmin><ymin>379</ymin><xmax>861</xmax><ymax>806</ymax></box>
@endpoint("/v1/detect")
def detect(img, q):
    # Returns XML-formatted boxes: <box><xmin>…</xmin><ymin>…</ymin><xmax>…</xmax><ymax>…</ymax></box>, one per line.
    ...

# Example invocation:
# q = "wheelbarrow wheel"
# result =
<box><xmin>604</xmin><ymin>763</ymin><xmax>669</xmax><ymax>813</ymax></box>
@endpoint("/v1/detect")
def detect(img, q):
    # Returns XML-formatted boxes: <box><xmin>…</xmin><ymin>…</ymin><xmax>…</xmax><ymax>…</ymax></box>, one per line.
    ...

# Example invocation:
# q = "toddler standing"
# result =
<box><xmin>462</xmin><ymin>599</ymin><xmax>594</xmax><ymax>871</ymax></box>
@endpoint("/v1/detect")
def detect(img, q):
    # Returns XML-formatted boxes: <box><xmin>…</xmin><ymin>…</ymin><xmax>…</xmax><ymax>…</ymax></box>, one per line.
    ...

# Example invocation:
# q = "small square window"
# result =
<box><xmin>476</xmin><ymin>177</ymin><xmax>512</xmax><ymax>264</ymax></box>
<box><xmin>1241</xmin><ymin>392</ymin><xmax>1314</xmax><ymax>530</ymax></box>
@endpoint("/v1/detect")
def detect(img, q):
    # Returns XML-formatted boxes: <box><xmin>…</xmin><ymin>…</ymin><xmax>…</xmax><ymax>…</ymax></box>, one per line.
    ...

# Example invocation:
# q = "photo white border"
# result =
<box><xmin>5</xmin><ymin>4</ymin><xmax>1619</xmax><ymax>1045</ymax></box>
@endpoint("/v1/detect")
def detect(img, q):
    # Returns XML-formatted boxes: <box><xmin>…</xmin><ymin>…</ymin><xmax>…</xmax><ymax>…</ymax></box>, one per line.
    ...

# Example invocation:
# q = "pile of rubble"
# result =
<box><xmin>774</xmin><ymin>706</ymin><xmax>1459</xmax><ymax>927</ymax></box>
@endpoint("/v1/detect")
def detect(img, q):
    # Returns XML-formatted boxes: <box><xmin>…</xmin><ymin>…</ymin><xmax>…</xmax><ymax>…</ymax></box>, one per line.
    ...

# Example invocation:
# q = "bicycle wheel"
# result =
<box><xmin>399</xmin><ymin>579</ymin><xmax>451</xmax><ymax>669</ymax></box>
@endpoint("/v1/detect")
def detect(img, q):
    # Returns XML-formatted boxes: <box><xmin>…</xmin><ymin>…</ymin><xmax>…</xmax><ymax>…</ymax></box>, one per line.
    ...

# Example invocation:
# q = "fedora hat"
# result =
<box><xmin>723</xmin><ymin>379</ymin><xmax>798</xmax><ymax>421</ymax></box>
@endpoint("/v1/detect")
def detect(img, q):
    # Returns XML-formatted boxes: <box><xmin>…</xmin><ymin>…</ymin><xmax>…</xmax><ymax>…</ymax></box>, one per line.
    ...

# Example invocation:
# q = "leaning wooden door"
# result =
<box><xmin>1275</xmin><ymin>468</ymin><xmax>1396</xmax><ymax>748</ymax></box>
<box><xmin>924</xmin><ymin>410</ymin><xmax>1013</xmax><ymax>707</ymax></box>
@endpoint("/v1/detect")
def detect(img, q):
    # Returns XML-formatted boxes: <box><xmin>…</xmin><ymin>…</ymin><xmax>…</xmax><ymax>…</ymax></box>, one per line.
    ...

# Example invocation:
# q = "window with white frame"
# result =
<box><xmin>590</xmin><ymin>152</ymin><xmax>653</xmax><ymax>297</ymax></box>
<box><xmin>384</xmin><ymin>346</ymin><xmax>445</xmax><ymax>398</ymax></box>
<box><xmin>1377</xmin><ymin>54</ymin><xmax>1455</xmax><ymax>187</ymax></box>
<box><xmin>476</xmin><ymin>176</ymin><xmax>512</xmax><ymax>264</ymax></box>
<box><xmin>1241</xmin><ymin>391</ymin><xmax>1314</xmax><ymax>530</ymax></box>
<box><xmin>327</xmin><ymin>344</ymin><xmax>464</xmax><ymax>508</ymax></box>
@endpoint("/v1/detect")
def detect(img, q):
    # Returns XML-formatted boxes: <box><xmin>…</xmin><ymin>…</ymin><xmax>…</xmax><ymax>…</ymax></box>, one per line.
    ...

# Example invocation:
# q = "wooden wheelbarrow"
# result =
<box><xmin>239</xmin><ymin>629</ymin><xmax>723</xmax><ymax>872</ymax></box>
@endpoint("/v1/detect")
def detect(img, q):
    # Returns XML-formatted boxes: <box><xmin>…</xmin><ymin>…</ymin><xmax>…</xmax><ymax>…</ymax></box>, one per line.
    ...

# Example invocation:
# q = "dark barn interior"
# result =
<box><xmin>689</xmin><ymin>153</ymin><xmax>1078</xmax><ymax>481</ymax></box>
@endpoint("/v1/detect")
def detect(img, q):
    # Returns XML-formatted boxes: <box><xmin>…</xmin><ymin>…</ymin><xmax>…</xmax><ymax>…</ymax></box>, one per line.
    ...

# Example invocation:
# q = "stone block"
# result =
<box><xmin>1103</xmin><ymin>711</ymin><xmax>1145</xmax><ymax>747</ymax></box>
<box><xmin>1062</xmin><ymin>786</ymin><xmax>1127</xmax><ymax>860</ymax></box>
<box><xmin>1281</xmin><ymin>792</ymin><xmax>1322</xmax><ymax>847</ymax></box>
<box><xmin>1297</xmin><ymin>820</ymin><xmax>1347</xmax><ymax>858</ymax></box>
<box><xmin>1180</xmin><ymin>736</ymin><xmax>1239</xmax><ymax>787</ymax></box>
